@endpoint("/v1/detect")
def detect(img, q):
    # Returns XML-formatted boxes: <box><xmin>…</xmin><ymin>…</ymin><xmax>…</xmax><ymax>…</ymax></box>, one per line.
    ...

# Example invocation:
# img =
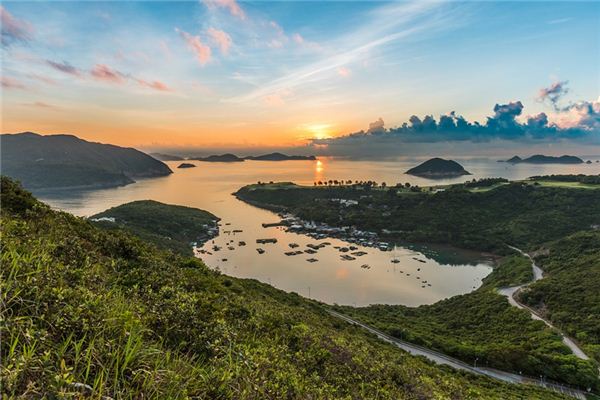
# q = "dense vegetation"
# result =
<box><xmin>236</xmin><ymin>182</ymin><xmax>600</xmax><ymax>254</ymax></box>
<box><xmin>529</xmin><ymin>174</ymin><xmax>600</xmax><ymax>185</ymax></box>
<box><xmin>1</xmin><ymin>132</ymin><xmax>172</xmax><ymax>190</ymax></box>
<box><xmin>336</xmin><ymin>254</ymin><xmax>600</xmax><ymax>390</ymax></box>
<box><xmin>90</xmin><ymin>200</ymin><xmax>218</xmax><ymax>256</ymax></box>
<box><xmin>519</xmin><ymin>231</ymin><xmax>600</xmax><ymax>361</ymax></box>
<box><xmin>2</xmin><ymin>177</ymin><xmax>571</xmax><ymax>399</ymax></box>
<box><xmin>505</xmin><ymin>155</ymin><xmax>584</xmax><ymax>164</ymax></box>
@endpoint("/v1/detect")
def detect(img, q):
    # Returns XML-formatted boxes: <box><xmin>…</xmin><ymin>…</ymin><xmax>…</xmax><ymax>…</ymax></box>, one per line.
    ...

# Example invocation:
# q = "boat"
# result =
<box><xmin>390</xmin><ymin>259</ymin><xmax>400</xmax><ymax>264</ymax></box>
<box><xmin>289</xmin><ymin>243</ymin><xmax>299</xmax><ymax>248</ymax></box>
<box><xmin>351</xmin><ymin>251</ymin><xmax>368</xmax><ymax>256</ymax></box>
<box><xmin>256</xmin><ymin>248</ymin><xmax>265</xmax><ymax>254</ymax></box>
<box><xmin>306</xmin><ymin>258</ymin><xmax>318</xmax><ymax>263</ymax></box>
<box><xmin>304</xmin><ymin>249</ymin><xmax>317</xmax><ymax>254</ymax></box>
<box><xmin>238</xmin><ymin>241</ymin><xmax>246</xmax><ymax>246</ymax></box>
<box><xmin>256</xmin><ymin>238</ymin><xmax>278</xmax><ymax>244</ymax></box>
<box><xmin>340</xmin><ymin>254</ymin><xmax>356</xmax><ymax>261</ymax></box>
<box><xmin>227</xmin><ymin>246</ymin><xmax>234</xmax><ymax>250</ymax></box>
<box><xmin>360</xmin><ymin>264</ymin><xmax>371</xmax><ymax>269</ymax></box>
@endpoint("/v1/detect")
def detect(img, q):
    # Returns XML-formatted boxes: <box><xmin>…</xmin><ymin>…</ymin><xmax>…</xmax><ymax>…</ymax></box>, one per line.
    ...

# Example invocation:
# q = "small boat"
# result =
<box><xmin>390</xmin><ymin>259</ymin><xmax>400</xmax><ymax>264</ymax></box>
<box><xmin>340</xmin><ymin>254</ymin><xmax>356</xmax><ymax>261</ymax></box>
<box><xmin>256</xmin><ymin>248</ymin><xmax>265</xmax><ymax>254</ymax></box>
<box><xmin>227</xmin><ymin>246</ymin><xmax>235</xmax><ymax>250</ymax></box>
<box><xmin>222</xmin><ymin>258</ymin><xmax>227</xmax><ymax>262</ymax></box>
<box><xmin>238</xmin><ymin>241</ymin><xmax>246</xmax><ymax>246</ymax></box>
<box><xmin>257</xmin><ymin>238</ymin><xmax>278</xmax><ymax>244</ymax></box>
<box><xmin>349</xmin><ymin>245</ymin><xmax>358</xmax><ymax>251</ymax></box>
<box><xmin>305</xmin><ymin>249</ymin><xmax>317</xmax><ymax>254</ymax></box>
<box><xmin>289</xmin><ymin>243</ymin><xmax>299</xmax><ymax>248</ymax></box>
<box><xmin>360</xmin><ymin>264</ymin><xmax>371</xmax><ymax>269</ymax></box>
<box><xmin>351</xmin><ymin>251</ymin><xmax>368</xmax><ymax>256</ymax></box>
<box><xmin>307</xmin><ymin>258</ymin><xmax>318</xmax><ymax>263</ymax></box>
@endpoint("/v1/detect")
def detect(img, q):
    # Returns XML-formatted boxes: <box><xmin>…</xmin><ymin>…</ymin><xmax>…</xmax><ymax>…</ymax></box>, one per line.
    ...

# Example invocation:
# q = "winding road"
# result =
<box><xmin>328</xmin><ymin>310</ymin><xmax>589</xmax><ymax>399</ymax></box>
<box><xmin>498</xmin><ymin>246</ymin><xmax>590</xmax><ymax>361</ymax></box>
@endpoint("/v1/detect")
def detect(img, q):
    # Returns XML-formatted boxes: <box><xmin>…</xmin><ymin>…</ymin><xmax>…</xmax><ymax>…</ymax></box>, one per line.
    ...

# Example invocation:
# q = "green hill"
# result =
<box><xmin>90</xmin><ymin>200</ymin><xmax>218</xmax><ymax>256</ymax></box>
<box><xmin>406</xmin><ymin>158</ymin><xmax>471</xmax><ymax>178</ymax></box>
<box><xmin>1</xmin><ymin>132</ymin><xmax>172</xmax><ymax>190</ymax></box>
<box><xmin>0</xmin><ymin>176</ymin><xmax>570</xmax><ymax>399</ymax></box>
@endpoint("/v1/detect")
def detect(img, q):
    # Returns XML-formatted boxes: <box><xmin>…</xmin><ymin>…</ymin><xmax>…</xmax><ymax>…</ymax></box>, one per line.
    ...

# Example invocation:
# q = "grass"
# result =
<box><xmin>1</xmin><ymin>176</ymin><xmax>574</xmax><ymax>399</ymax></box>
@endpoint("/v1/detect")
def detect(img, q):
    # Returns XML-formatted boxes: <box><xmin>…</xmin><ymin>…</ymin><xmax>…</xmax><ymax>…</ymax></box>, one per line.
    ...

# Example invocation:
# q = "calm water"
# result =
<box><xmin>37</xmin><ymin>158</ymin><xmax>600</xmax><ymax>306</ymax></box>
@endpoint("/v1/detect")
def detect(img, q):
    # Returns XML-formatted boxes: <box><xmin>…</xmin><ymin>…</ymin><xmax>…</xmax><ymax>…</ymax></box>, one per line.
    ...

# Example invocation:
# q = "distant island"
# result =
<box><xmin>150</xmin><ymin>153</ymin><xmax>184</xmax><ymax>161</ymax></box>
<box><xmin>1</xmin><ymin>132</ymin><xmax>172</xmax><ymax>191</ymax></box>
<box><xmin>177</xmin><ymin>162</ymin><xmax>196</xmax><ymax>169</ymax></box>
<box><xmin>193</xmin><ymin>152</ymin><xmax>317</xmax><ymax>162</ymax></box>
<box><xmin>245</xmin><ymin>153</ymin><xmax>317</xmax><ymax>161</ymax></box>
<box><xmin>406</xmin><ymin>158</ymin><xmax>471</xmax><ymax>178</ymax></box>
<box><xmin>90</xmin><ymin>200</ymin><xmax>218</xmax><ymax>256</ymax></box>
<box><xmin>194</xmin><ymin>154</ymin><xmax>245</xmax><ymax>162</ymax></box>
<box><xmin>502</xmin><ymin>155</ymin><xmax>584</xmax><ymax>164</ymax></box>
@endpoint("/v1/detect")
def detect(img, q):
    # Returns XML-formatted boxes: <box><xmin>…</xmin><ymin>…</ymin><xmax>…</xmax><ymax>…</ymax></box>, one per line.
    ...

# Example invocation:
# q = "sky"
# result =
<box><xmin>1</xmin><ymin>0</ymin><xmax>599</xmax><ymax>156</ymax></box>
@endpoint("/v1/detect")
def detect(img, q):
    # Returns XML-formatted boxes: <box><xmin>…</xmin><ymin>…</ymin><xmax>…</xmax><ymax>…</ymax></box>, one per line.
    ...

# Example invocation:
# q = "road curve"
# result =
<box><xmin>328</xmin><ymin>310</ymin><xmax>588</xmax><ymax>399</ymax></box>
<box><xmin>498</xmin><ymin>246</ymin><xmax>590</xmax><ymax>361</ymax></box>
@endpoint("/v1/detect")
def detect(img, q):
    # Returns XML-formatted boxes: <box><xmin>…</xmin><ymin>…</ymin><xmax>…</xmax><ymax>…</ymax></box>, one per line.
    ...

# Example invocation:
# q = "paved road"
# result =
<box><xmin>328</xmin><ymin>310</ymin><xmax>589</xmax><ymax>399</ymax></box>
<box><xmin>498</xmin><ymin>246</ymin><xmax>590</xmax><ymax>361</ymax></box>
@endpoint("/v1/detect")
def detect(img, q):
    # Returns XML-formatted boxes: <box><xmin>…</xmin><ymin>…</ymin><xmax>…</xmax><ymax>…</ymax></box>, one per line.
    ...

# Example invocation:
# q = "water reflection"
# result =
<box><xmin>36</xmin><ymin>158</ymin><xmax>599</xmax><ymax>306</ymax></box>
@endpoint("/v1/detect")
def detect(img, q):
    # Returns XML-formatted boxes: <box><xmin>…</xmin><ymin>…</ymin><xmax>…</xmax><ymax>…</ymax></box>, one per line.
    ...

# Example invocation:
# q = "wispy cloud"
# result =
<box><xmin>337</xmin><ymin>67</ymin><xmax>351</xmax><ymax>78</ymax></box>
<box><xmin>1</xmin><ymin>6</ymin><xmax>33</xmax><ymax>46</ymax></box>
<box><xmin>226</xmin><ymin>1</ymin><xmax>453</xmax><ymax>104</ymax></box>
<box><xmin>135</xmin><ymin>78</ymin><xmax>172</xmax><ymax>92</ymax></box>
<box><xmin>90</xmin><ymin>64</ymin><xmax>126</xmax><ymax>84</ymax></box>
<box><xmin>176</xmin><ymin>28</ymin><xmax>212</xmax><ymax>65</ymax></box>
<box><xmin>202</xmin><ymin>0</ymin><xmax>246</xmax><ymax>20</ymax></box>
<box><xmin>207</xmin><ymin>27</ymin><xmax>232</xmax><ymax>55</ymax></box>
<box><xmin>46</xmin><ymin>60</ymin><xmax>83</xmax><ymax>77</ymax></box>
<box><xmin>22</xmin><ymin>101</ymin><xmax>60</xmax><ymax>109</ymax></box>
<box><xmin>1</xmin><ymin>76</ymin><xmax>26</xmax><ymax>90</ymax></box>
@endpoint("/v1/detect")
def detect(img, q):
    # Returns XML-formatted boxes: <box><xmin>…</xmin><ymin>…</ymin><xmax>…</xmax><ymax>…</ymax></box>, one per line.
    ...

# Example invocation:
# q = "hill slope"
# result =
<box><xmin>90</xmin><ymin>200</ymin><xmax>218</xmax><ymax>256</ymax></box>
<box><xmin>406</xmin><ymin>158</ymin><xmax>471</xmax><ymax>178</ymax></box>
<box><xmin>1</xmin><ymin>132</ymin><xmax>172</xmax><ymax>190</ymax></box>
<box><xmin>0</xmin><ymin>176</ymin><xmax>569</xmax><ymax>399</ymax></box>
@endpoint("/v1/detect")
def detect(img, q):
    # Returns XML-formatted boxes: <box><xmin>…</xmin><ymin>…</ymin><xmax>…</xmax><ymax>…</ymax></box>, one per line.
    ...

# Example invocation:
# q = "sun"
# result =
<box><xmin>303</xmin><ymin>123</ymin><xmax>333</xmax><ymax>140</ymax></box>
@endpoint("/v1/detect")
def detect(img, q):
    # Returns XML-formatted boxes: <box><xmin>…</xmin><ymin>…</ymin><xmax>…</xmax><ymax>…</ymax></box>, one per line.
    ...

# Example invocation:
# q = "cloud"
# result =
<box><xmin>90</xmin><ymin>64</ymin><xmax>126</xmax><ymax>83</ymax></box>
<box><xmin>23</xmin><ymin>101</ymin><xmax>60</xmax><ymax>109</ymax></box>
<box><xmin>207</xmin><ymin>27</ymin><xmax>232</xmax><ymax>55</ymax></box>
<box><xmin>135</xmin><ymin>78</ymin><xmax>171</xmax><ymax>92</ymax></box>
<box><xmin>202</xmin><ymin>0</ymin><xmax>245</xmax><ymax>20</ymax></box>
<box><xmin>1</xmin><ymin>6</ymin><xmax>33</xmax><ymax>46</ymax></box>
<box><xmin>46</xmin><ymin>60</ymin><xmax>83</xmax><ymax>77</ymax></box>
<box><xmin>176</xmin><ymin>28</ymin><xmax>212</xmax><ymax>65</ymax></box>
<box><xmin>1</xmin><ymin>76</ymin><xmax>26</xmax><ymax>90</ymax></box>
<box><xmin>538</xmin><ymin>80</ymin><xmax>569</xmax><ymax>110</ymax></box>
<box><xmin>226</xmin><ymin>1</ymin><xmax>449</xmax><ymax>104</ymax></box>
<box><xmin>292</xmin><ymin>33</ymin><xmax>304</xmax><ymax>45</ymax></box>
<box><xmin>337</xmin><ymin>67</ymin><xmax>351</xmax><ymax>78</ymax></box>
<box><xmin>309</xmin><ymin>83</ymin><xmax>599</xmax><ymax>157</ymax></box>
<box><xmin>367</xmin><ymin>117</ymin><xmax>385</xmax><ymax>133</ymax></box>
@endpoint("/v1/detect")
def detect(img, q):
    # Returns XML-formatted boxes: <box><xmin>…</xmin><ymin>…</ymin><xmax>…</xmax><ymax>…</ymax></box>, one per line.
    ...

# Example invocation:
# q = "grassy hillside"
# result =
<box><xmin>1</xmin><ymin>132</ymin><xmax>172</xmax><ymax>190</ymax></box>
<box><xmin>336</xmin><ymin>254</ymin><xmax>600</xmax><ymax>390</ymax></box>
<box><xmin>519</xmin><ymin>231</ymin><xmax>600</xmax><ymax>361</ymax></box>
<box><xmin>1</xmin><ymin>177</ymin><xmax>571</xmax><ymax>399</ymax></box>
<box><xmin>90</xmin><ymin>200</ymin><xmax>218</xmax><ymax>256</ymax></box>
<box><xmin>235</xmin><ymin>181</ymin><xmax>600</xmax><ymax>254</ymax></box>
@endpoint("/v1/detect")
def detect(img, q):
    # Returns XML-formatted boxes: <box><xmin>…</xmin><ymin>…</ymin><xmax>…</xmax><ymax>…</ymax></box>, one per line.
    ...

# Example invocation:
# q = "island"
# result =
<box><xmin>151</xmin><ymin>153</ymin><xmax>184</xmax><ymax>161</ymax></box>
<box><xmin>503</xmin><ymin>154</ymin><xmax>584</xmax><ymax>164</ymax></box>
<box><xmin>90</xmin><ymin>200</ymin><xmax>218</xmax><ymax>256</ymax></box>
<box><xmin>405</xmin><ymin>157</ymin><xmax>471</xmax><ymax>178</ymax></box>
<box><xmin>1</xmin><ymin>132</ymin><xmax>172</xmax><ymax>191</ymax></box>
<box><xmin>244</xmin><ymin>152</ymin><xmax>317</xmax><ymax>161</ymax></box>
<box><xmin>177</xmin><ymin>162</ymin><xmax>197</xmax><ymax>169</ymax></box>
<box><xmin>194</xmin><ymin>153</ymin><xmax>245</xmax><ymax>162</ymax></box>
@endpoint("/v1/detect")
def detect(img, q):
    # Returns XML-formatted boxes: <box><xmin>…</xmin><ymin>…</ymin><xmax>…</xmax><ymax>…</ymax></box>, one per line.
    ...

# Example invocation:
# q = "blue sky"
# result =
<box><xmin>1</xmin><ymin>0</ymin><xmax>599</xmax><ymax>154</ymax></box>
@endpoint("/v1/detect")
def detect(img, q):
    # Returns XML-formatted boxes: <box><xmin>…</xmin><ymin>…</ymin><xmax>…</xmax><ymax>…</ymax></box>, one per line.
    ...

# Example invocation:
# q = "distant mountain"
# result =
<box><xmin>503</xmin><ymin>155</ymin><xmax>584</xmax><ymax>164</ymax></box>
<box><xmin>1</xmin><ymin>132</ymin><xmax>172</xmax><ymax>190</ymax></box>
<box><xmin>194</xmin><ymin>154</ymin><xmax>245</xmax><ymax>162</ymax></box>
<box><xmin>151</xmin><ymin>153</ymin><xmax>184</xmax><ymax>161</ymax></box>
<box><xmin>177</xmin><ymin>162</ymin><xmax>196</xmax><ymax>169</ymax></box>
<box><xmin>406</xmin><ymin>158</ymin><xmax>471</xmax><ymax>178</ymax></box>
<box><xmin>245</xmin><ymin>152</ymin><xmax>317</xmax><ymax>161</ymax></box>
<box><xmin>505</xmin><ymin>156</ymin><xmax>522</xmax><ymax>163</ymax></box>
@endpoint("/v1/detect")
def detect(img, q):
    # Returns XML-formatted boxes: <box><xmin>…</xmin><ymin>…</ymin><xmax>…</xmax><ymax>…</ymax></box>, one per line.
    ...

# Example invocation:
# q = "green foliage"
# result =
<box><xmin>336</xmin><ymin>254</ymin><xmax>600</xmax><ymax>390</ymax></box>
<box><xmin>1</xmin><ymin>177</ymin><xmax>569</xmax><ymax>399</ymax></box>
<box><xmin>91</xmin><ymin>200</ymin><xmax>218</xmax><ymax>256</ymax></box>
<box><xmin>236</xmin><ymin>181</ymin><xmax>600</xmax><ymax>254</ymax></box>
<box><xmin>529</xmin><ymin>174</ymin><xmax>600</xmax><ymax>184</ymax></box>
<box><xmin>519</xmin><ymin>231</ymin><xmax>600</xmax><ymax>361</ymax></box>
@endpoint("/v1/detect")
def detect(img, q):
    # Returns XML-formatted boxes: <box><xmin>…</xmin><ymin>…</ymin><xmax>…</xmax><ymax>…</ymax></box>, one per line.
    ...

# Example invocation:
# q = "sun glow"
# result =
<box><xmin>303</xmin><ymin>123</ymin><xmax>333</xmax><ymax>140</ymax></box>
